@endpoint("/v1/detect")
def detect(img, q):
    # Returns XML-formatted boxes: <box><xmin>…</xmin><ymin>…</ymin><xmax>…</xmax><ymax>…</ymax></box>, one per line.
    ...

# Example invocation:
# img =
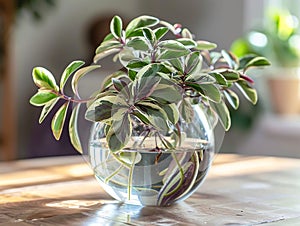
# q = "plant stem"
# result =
<box><xmin>127</xmin><ymin>152</ymin><xmax>137</xmax><ymax>200</ymax></box>
<box><xmin>104</xmin><ymin>164</ymin><xmax>124</xmax><ymax>183</ymax></box>
<box><xmin>164</xmin><ymin>152</ymin><xmax>184</xmax><ymax>196</ymax></box>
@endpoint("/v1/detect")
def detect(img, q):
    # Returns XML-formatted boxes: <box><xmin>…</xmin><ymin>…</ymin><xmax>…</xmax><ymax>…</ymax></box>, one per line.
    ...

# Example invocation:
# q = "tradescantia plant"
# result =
<box><xmin>30</xmin><ymin>15</ymin><xmax>270</xmax><ymax>154</ymax></box>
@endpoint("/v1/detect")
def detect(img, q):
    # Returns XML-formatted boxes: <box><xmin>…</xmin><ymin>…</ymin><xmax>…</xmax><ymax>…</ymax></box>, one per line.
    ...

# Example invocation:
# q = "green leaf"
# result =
<box><xmin>136</xmin><ymin>102</ymin><xmax>169</xmax><ymax>131</ymax></box>
<box><xmin>112</xmin><ymin>78</ymin><xmax>128</xmax><ymax>92</ymax></box>
<box><xmin>158</xmin><ymin>49</ymin><xmax>190</xmax><ymax>60</ymax></box>
<box><xmin>125</xmin><ymin>15</ymin><xmax>159</xmax><ymax>37</ymax></box>
<box><xmin>69</xmin><ymin>104</ymin><xmax>83</xmax><ymax>153</ymax></box>
<box><xmin>196</xmin><ymin>40</ymin><xmax>217</xmax><ymax>50</ymax></box>
<box><xmin>60</xmin><ymin>61</ymin><xmax>85</xmax><ymax>91</ymax></box>
<box><xmin>135</xmin><ymin>63</ymin><xmax>163</xmax><ymax>78</ymax></box>
<box><xmin>178</xmin><ymin>98</ymin><xmax>194</xmax><ymax>123</ymax></box>
<box><xmin>103</xmin><ymin>33</ymin><xmax>115</xmax><ymax>42</ymax></box>
<box><xmin>51</xmin><ymin>102</ymin><xmax>69</xmax><ymax>140</ymax></box>
<box><xmin>157</xmin><ymin>40</ymin><xmax>190</xmax><ymax>60</ymax></box>
<box><xmin>168</xmin><ymin>58</ymin><xmax>184</xmax><ymax>73</ymax></box>
<box><xmin>211</xmin><ymin>101</ymin><xmax>231</xmax><ymax>131</ymax></box>
<box><xmin>221</xmin><ymin>50</ymin><xmax>238</xmax><ymax>70</ymax></box>
<box><xmin>133</xmin><ymin>75</ymin><xmax>161</xmax><ymax>102</ymax></box>
<box><xmin>110</xmin><ymin>15</ymin><xmax>123</xmax><ymax>39</ymax></box>
<box><xmin>93</xmin><ymin>48</ymin><xmax>120</xmax><ymax>63</ymax></box>
<box><xmin>177</xmin><ymin>38</ymin><xmax>197</xmax><ymax>49</ymax></box>
<box><xmin>186</xmin><ymin>73</ymin><xmax>216</xmax><ymax>84</ymax></box>
<box><xmin>106</xmin><ymin>113</ymin><xmax>132</xmax><ymax>152</ymax></box>
<box><xmin>32</xmin><ymin>67</ymin><xmax>59</xmax><ymax>91</ymax></box>
<box><xmin>223</xmin><ymin>89</ymin><xmax>239</xmax><ymax>110</ymax></box>
<box><xmin>150</xmin><ymin>83</ymin><xmax>182</xmax><ymax>104</ymax></box>
<box><xmin>127</xmin><ymin>37</ymin><xmax>150</xmax><ymax>51</ymax></box>
<box><xmin>85</xmin><ymin>96</ymin><xmax>116</xmax><ymax>122</ymax></box>
<box><xmin>218</xmin><ymin>69</ymin><xmax>240</xmax><ymax>81</ymax></box>
<box><xmin>201</xmin><ymin>84</ymin><xmax>222</xmax><ymax>103</ymax></box>
<box><xmin>126</xmin><ymin>60</ymin><xmax>149</xmax><ymax>71</ymax></box>
<box><xmin>128</xmin><ymin>69</ymin><xmax>137</xmax><ymax>80</ymax></box>
<box><xmin>132</xmin><ymin>109</ymin><xmax>151</xmax><ymax>125</ymax></box>
<box><xmin>71</xmin><ymin>65</ymin><xmax>101</xmax><ymax>96</ymax></box>
<box><xmin>160</xmin><ymin>103</ymin><xmax>179</xmax><ymax>124</ymax></box>
<box><xmin>38</xmin><ymin>97</ymin><xmax>59</xmax><ymax>123</ymax></box>
<box><xmin>30</xmin><ymin>90</ymin><xmax>59</xmax><ymax>106</ymax></box>
<box><xmin>95</xmin><ymin>40</ymin><xmax>122</xmax><ymax>56</ymax></box>
<box><xmin>235</xmin><ymin>80</ymin><xmax>258</xmax><ymax>104</ymax></box>
<box><xmin>158</xmin><ymin>40</ymin><xmax>189</xmax><ymax>52</ymax></box>
<box><xmin>243</xmin><ymin>56</ymin><xmax>271</xmax><ymax>72</ymax></box>
<box><xmin>185</xmin><ymin>51</ymin><xmax>202</xmax><ymax>74</ymax></box>
<box><xmin>154</xmin><ymin>27</ymin><xmax>169</xmax><ymax>40</ymax></box>
<box><xmin>119</xmin><ymin>48</ymin><xmax>138</xmax><ymax>66</ymax></box>
<box><xmin>100</xmin><ymin>71</ymin><xmax>127</xmax><ymax>90</ymax></box>
<box><xmin>142</xmin><ymin>27</ymin><xmax>156</xmax><ymax>44</ymax></box>
<box><xmin>208</xmin><ymin>72</ymin><xmax>228</xmax><ymax>86</ymax></box>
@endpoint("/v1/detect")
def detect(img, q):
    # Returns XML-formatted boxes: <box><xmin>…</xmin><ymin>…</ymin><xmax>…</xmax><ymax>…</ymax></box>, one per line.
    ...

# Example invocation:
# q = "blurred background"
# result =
<box><xmin>1</xmin><ymin>0</ymin><xmax>300</xmax><ymax>161</ymax></box>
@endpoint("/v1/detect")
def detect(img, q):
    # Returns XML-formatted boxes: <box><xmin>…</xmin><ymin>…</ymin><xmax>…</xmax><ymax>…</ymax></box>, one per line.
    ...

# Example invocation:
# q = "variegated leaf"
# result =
<box><xmin>110</xmin><ymin>15</ymin><xmax>123</xmax><ymax>39</ymax></box>
<box><xmin>30</xmin><ymin>89</ymin><xmax>59</xmax><ymax>106</ymax></box>
<box><xmin>210</xmin><ymin>101</ymin><xmax>231</xmax><ymax>131</ymax></box>
<box><xmin>196</xmin><ymin>40</ymin><xmax>217</xmax><ymax>50</ymax></box>
<box><xmin>71</xmin><ymin>65</ymin><xmax>101</xmax><ymax>96</ymax></box>
<box><xmin>38</xmin><ymin>97</ymin><xmax>59</xmax><ymax>123</ymax></box>
<box><xmin>125</xmin><ymin>15</ymin><xmax>159</xmax><ymax>37</ymax></box>
<box><xmin>178</xmin><ymin>98</ymin><xmax>194</xmax><ymax>123</ymax></box>
<box><xmin>136</xmin><ymin>102</ymin><xmax>169</xmax><ymax>131</ymax></box>
<box><xmin>235</xmin><ymin>80</ymin><xmax>258</xmax><ymax>104</ymax></box>
<box><xmin>69</xmin><ymin>104</ymin><xmax>83</xmax><ymax>153</ymax></box>
<box><xmin>127</xmin><ymin>37</ymin><xmax>150</xmax><ymax>51</ymax></box>
<box><xmin>159</xmin><ymin>103</ymin><xmax>179</xmax><ymax>124</ymax></box>
<box><xmin>51</xmin><ymin>102</ymin><xmax>69</xmax><ymax>140</ymax></box>
<box><xmin>150</xmin><ymin>83</ymin><xmax>182</xmax><ymax>104</ymax></box>
<box><xmin>223</xmin><ymin>89</ymin><xmax>239</xmax><ymax>110</ymax></box>
<box><xmin>95</xmin><ymin>40</ymin><xmax>122</xmax><ymax>55</ymax></box>
<box><xmin>32</xmin><ymin>67</ymin><xmax>59</xmax><ymax>91</ymax></box>
<box><xmin>154</xmin><ymin>27</ymin><xmax>169</xmax><ymax>40</ymax></box>
<box><xmin>60</xmin><ymin>61</ymin><xmax>85</xmax><ymax>91</ymax></box>
<box><xmin>106</xmin><ymin>113</ymin><xmax>132</xmax><ymax>152</ymax></box>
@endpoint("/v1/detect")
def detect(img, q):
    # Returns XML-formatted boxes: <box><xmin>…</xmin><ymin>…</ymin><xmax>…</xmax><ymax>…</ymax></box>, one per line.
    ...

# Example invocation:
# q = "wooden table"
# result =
<box><xmin>0</xmin><ymin>154</ymin><xmax>300</xmax><ymax>225</ymax></box>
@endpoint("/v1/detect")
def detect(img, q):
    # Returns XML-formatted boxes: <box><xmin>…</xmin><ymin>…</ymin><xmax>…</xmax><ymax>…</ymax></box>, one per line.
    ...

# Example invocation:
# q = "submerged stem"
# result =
<box><xmin>127</xmin><ymin>152</ymin><xmax>137</xmax><ymax>200</ymax></box>
<box><xmin>164</xmin><ymin>152</ymin><xmax>184</xmax><ymax>196</ymax></box>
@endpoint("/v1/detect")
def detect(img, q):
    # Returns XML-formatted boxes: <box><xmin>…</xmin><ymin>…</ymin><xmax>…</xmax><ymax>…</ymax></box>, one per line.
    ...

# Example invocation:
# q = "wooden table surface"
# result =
<box><xmin>0</xmin><ymin>154</ymin><xmax>300</xmax><ymax>226</ymax></box>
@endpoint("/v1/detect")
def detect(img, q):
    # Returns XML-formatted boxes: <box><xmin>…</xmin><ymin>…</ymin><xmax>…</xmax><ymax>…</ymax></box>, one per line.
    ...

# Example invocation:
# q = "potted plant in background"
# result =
<box><xmin>29</xmin><ymin>15</ymin><xmax>269</xmax><ymax>206</ymax></box>
<box><xmin>231</xmin><ymin>8</ymin><xmax>300</xmax><ymax>115</ymax></box>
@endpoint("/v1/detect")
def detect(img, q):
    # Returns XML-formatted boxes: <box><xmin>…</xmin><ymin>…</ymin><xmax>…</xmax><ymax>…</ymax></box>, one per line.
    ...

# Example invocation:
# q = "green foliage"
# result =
<box><xmin>30</xmin><ymin>15</ymin><xmax>270</xmax><ymax>153</ymax></box>
<box><xmin>231</xmin><ymin>8</ymin><xmax>299</xmax><ymax>67</ymax></box>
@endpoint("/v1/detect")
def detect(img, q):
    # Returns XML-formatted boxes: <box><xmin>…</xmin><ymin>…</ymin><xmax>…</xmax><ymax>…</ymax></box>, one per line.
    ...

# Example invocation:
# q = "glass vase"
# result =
<box><xmin>88</xmin><ymin>105</ymin><xmax>216</xmax><ymax>206</ymax></box>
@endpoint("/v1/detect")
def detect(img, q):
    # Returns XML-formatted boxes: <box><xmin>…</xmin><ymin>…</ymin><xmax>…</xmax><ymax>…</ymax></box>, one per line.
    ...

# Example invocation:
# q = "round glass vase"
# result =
<box><xmin>88</xmin><ymin>105</ymin><xmax>215</xmax><ymax>206</ymax></box>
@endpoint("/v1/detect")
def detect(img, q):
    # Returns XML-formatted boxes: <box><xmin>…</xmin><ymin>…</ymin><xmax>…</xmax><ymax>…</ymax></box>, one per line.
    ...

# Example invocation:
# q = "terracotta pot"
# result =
<box><xmin>267</xmin><ymin>68</ymin><xmax>300</xmax><ymax>115</ymax></box>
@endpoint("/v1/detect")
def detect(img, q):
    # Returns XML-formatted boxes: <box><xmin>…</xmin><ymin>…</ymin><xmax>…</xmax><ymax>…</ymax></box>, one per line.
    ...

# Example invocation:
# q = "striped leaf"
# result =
<box><xmin>38</xmin><ymin>97</ymin><xmax>59</xmax><ymax>123</ymax></box>
<box><xmin>71</xmin><ymin>65</ymin><xmax>101</xmax><ymax>96</ymax></box>
<box><xmin>110</xmin><ymin>15</ymin><xmax>123</xmax><ymax>39</ymax></box>
<box><xmin>30</xmin><ymin>89</ymin><xmax>59</xmax><ymax>106</ymax></box>
<box><xmin>32</xmin><ymin>67</ymin><xmax>59</xmax><ymax>91</ymax></box>
<box><xmin>106</xmin><ymin>113</ymin><xmax>132</xmax><ymax>152</ymax></box>
<box><xmin>69</xmin><ymin>104</ymin><xmax>83</xmax><ymax>153</ymax></box>
<box><xmin>60</xmin><ymin>61</ymin><xmax>85</xmax><ymax>91</ymax></box>
<box><xmin>211</xmin><ymin>101</ymin><xmax>231</xmax><ymax>131</ymax></box>
<box><xmin>51</xmin><ymin>102</ymin><xmax>69</xmax><ymax>140</ymax></box>
<box><xmin>235</xmin><ymin>80</ymin><xmax>258</xmax><ymax>104</ymax></box>
<box><xmin>126</xmin><ymin>15</ymin><xmax>159</xmax><ymax>37</ymax></box>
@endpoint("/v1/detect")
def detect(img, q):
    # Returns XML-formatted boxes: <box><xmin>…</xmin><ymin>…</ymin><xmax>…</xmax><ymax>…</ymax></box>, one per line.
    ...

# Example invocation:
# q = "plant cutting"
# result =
<box><xmin>30</xmin><ymin>15</ymin><xmax>270</xmax><ymax>206</ymax></box>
